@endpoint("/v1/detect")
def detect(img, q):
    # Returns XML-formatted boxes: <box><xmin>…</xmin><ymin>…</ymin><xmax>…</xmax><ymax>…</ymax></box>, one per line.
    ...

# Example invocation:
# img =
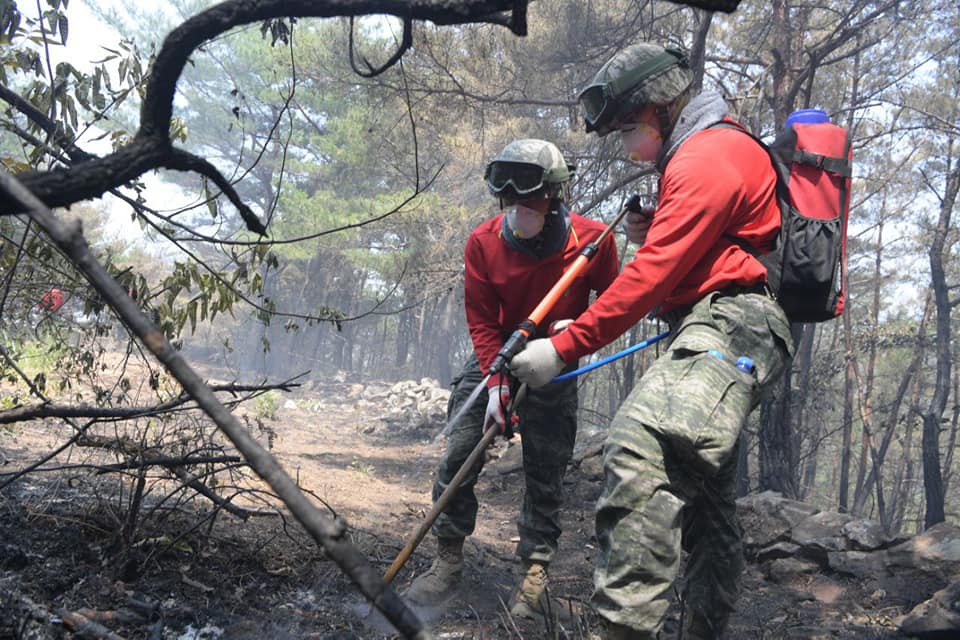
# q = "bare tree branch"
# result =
<box><xmin>0</xmin><ymin>83</ymin><xmax>94</xmax><ymax>163</ymax></box>
<box><xmin>166</xmin><ymin>148</ymin><xmax>267</xmax><ymax>235</ymax></box>
<box><xmin>667</xmin><ymin>0</ymin><xmax>742</xmax><ymax>11</ymax></box>
<box><xmin>0</xmin><ymin>378</ymin><xmax>303</xmax><ymax>424</ymax></box>
<box><xmin>0</xmin><ymin>0</ymin><xmax>530</xmax><ymax>239</ymax></box>
<box><xmin>349</xmin><ymin>16</ymin><xmax>413</xmax><ymax>77</ymax></box>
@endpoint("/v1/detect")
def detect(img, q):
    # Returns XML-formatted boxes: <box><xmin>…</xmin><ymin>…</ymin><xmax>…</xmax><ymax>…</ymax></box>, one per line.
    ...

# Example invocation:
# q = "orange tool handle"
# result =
<box><xmin>525</xmin><ymin>193</ymin><xmax>640</xmax><ymax>328</ymax></box>
<box><xmin>527</xmin><ymin>254</ymin><xmax>589</xmax><ymax>327</ymax></box>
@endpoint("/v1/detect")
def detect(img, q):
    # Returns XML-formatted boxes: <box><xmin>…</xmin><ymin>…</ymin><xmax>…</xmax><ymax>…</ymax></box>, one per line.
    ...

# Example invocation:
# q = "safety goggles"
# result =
<box><xmin>578</xmin><ymin>48</ymin><xmax>687</xmax><ymax>134</ymax></box>
<box><xmin>484</xmin><ymin>161</ymin><xmax>547</xmax><ymax>196</ymax></box>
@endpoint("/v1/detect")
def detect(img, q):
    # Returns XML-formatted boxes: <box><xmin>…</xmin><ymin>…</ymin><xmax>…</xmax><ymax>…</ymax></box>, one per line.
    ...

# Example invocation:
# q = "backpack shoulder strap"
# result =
<box><xmin>708</xmin><ymin>119</ymin><xmax>783</xmax><ymax>180</ymax></box>
<box><xmin>708</xmin><ymin>119</ymin><xmax>767</xmax><ymax>147</ymax></box>
<box><xmin>707</xmin><ymin>120</ymin><xmax>780</xmax><ymax>258</ymax></box>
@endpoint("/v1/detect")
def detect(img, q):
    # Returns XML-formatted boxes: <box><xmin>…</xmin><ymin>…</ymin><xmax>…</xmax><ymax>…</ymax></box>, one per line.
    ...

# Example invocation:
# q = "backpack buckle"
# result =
<box><xmin>761</xmin><ymin>281</ymin><xmax>777</xmax><ymax>301</ymax></box>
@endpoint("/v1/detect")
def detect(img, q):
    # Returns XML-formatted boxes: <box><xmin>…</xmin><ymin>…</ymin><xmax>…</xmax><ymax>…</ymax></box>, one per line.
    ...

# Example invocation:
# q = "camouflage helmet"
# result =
<box><xmin>484</xmin><ymin>139</ymin><xmax>574</xmax><ymax>201</ymax></box>
<box><xmin>578</xmin><ymin>43</ymin><xmax>693</xmax><ymax>137</ymax></box>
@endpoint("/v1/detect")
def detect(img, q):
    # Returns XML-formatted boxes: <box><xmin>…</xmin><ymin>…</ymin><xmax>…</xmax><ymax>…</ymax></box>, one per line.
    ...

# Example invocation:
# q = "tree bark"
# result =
<box><xmin>758</xmin><ymin>322</ymin><xmax>804</xmax><ymax>498</ymax></box>
<box><xmin>921</xmin><ymin>171</ymin><xmax>957</xmax><ymax>528</ymax></box>
<box><xmin>839</xmin><ymin>304</ymin><xmax>854</xmax><ymax>512</ymax></box>
<box><xmin>852</xmin><ymin>220</ymin><xmax>884</xmax><ymax>514</ymax></box>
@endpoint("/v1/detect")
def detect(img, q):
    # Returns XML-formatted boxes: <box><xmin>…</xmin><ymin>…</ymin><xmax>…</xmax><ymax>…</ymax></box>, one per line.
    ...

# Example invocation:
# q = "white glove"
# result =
<box><xmin>484</xmin><ymin>383</ymin><xmax>511</xmax><ymax>433</ymax></box>
<box><xmin>624</xmin><ymin>206</ymin><xmax>654</xmax><ymax>245</ymax></box>
<box><xmin>508</xmin><ymin>338</ymin><xmax>565</xmax><ymax>389</ymax></box>
<box><xmin>548</xmin><ymin>318</ymin><xmax>573</xmax><ymax>335</ymax></box>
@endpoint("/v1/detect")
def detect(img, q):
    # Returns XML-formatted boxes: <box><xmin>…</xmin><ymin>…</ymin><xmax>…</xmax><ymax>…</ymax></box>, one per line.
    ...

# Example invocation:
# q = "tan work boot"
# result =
<box><xmin>508</xmin><ymin>560</ymin><xmax>549</xmax><ymax>619</ymax></box>
<box><xmin>403</xmin><ymin>537</ymin><xmax>464</xmax><ymax>606</ymax></box>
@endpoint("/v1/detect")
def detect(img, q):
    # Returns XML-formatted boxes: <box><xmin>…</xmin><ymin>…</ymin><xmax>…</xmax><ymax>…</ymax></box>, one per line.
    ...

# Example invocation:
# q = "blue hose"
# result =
<box><xmin>551</xmin><ymin>331</ymin><xmax>670</xmax><ymax>382</ymax></box>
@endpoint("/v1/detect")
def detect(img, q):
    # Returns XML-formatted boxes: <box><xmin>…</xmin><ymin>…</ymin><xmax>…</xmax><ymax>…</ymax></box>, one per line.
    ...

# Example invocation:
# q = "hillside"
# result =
<box><xmin>1</xmin><ymin>376</ymin><xmax>952</xmax><ymax>639</ymax></box>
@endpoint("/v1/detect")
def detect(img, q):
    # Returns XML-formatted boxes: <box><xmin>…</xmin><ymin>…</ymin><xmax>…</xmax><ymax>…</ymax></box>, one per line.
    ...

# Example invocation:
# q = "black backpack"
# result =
<box><xmin>719</xmin><ymin>118</ymin><xmax>854</xmax><ymax>323</ymax></box>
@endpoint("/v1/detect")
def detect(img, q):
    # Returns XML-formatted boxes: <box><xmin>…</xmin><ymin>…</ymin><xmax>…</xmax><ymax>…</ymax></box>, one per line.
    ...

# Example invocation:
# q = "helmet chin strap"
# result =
<box><xmin>548</xmin><ymin>196</ymin><xmax>563</xmax><ymax>215</ymax></box>
<box><xmin>655</xmin><ymin>106</ymin><xmax>671</xmax><ymax>138</ymax></box>
<box><xmin>655</xmin><ymin>91</ymin><xmax>691</xmax><ymax>142</ymax></box>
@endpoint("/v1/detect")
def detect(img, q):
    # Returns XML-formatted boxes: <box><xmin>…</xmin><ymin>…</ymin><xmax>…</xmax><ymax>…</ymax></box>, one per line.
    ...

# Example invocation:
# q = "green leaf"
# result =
<box><xmin>187</xmin><ymin>300</ymin><xmax>197</xmax><ymax>333</ymax></box>
<box><xmin>202</xmin><ymin>176</ymin><xmax>218</xmax><ymax>220</ymax></box>
<box><xmin>170</xmin><ymin>116</ymin><xmax>188</xmax><ymax>143</ymax></box>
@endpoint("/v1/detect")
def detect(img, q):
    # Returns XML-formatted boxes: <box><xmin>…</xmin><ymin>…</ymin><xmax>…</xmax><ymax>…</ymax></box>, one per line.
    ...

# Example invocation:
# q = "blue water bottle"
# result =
<box><xmin>785</xmin><ymin>108</ymin><xmax>830</xmax><ymax>128</ymax></box>
<box><xmin>736</xmin><ymin>356</ymin><xmax>755</xmax><ymax>374</ymax></box>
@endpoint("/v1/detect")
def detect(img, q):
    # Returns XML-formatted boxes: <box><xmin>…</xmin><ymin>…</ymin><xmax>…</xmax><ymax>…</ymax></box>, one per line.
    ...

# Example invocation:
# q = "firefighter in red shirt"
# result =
<box><xmin>510</xmin><ymin>45</ymin><xmax>796</xmax><ymax>638</ymax></box>
<box><xmin>405</xmin><ymin>139</ymin><xmax>620</xmax><ymax>617</ymax></box>
<box><xmin>38</xmin><ymin>288</ymin><xmax>65</xmax><ymax>312</ymax></box>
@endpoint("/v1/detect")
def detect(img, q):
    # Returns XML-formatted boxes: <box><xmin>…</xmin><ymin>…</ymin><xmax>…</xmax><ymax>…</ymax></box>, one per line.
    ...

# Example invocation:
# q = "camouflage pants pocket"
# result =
<box><xmin>655</xmin><ymin>347</ymin><xmax>756</xmax><ymax>476</ymax></box>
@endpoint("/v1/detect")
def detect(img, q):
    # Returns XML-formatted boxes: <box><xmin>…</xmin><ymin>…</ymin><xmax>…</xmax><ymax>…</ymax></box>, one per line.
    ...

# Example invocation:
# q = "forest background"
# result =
<box><xmin>0</xmin><ymin>0</ymin><xmax>957</xmax><ymax>591</ymax></box>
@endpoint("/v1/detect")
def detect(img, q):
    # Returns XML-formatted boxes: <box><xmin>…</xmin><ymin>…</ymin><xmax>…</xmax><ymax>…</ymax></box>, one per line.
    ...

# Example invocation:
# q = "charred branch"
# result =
<box><xmin>165</xmin><ymin>149</ymin><xmax>267</xmax><ymax>235</ymax></box>
<box><xmin>0</xmin><ymin>379</ymin><xmax>303</xmax><ymax>424</ymax></box>
<box><xmin>59</xmin><ymin>609</ymin><xmax>126</xmax><ymax>640</ymax></box>
<box><xmin>666</xmin><ymin>0</ymin><xmax>742</xmax><ymax>13</ymax></box>
<box><xmin>4</xmin><ymin>136</ymin><xmax>172</xmax><ymax>216</ymax></box>
<box><xmin>167</xmin><ymin>463</ymin><xmax>278</xmax><ymax>520</ymax></box>
<box><xmin>0</xmin><ymin>83</ymin><xmax>95</xmax><ymax>164</ymax></box>
<box><xmin>90</xmin><ymin>455</ymin><xmax>242</xmax><ymax>472</ymax></box>
<box><xmin>0</xmin><ymin>0</ymin><xmax>530</xmax><ymax>242</ymax></box>
<box><xmin>349</xmin><ymin>17</ymin><xmax>413</xmax><ymax>77</ymax></box>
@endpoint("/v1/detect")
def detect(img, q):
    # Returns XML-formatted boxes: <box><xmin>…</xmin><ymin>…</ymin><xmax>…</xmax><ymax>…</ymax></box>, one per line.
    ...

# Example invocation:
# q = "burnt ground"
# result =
<box><xmin>0</xmin><ymin>377</ymin><xmax>923</xmax><ymax>640</ymax></box>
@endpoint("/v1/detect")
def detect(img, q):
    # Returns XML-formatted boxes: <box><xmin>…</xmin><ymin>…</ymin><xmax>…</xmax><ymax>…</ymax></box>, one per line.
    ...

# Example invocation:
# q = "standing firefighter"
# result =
<box><xmin>510</xmin><ymin>44</ymin><xmax>796</xmax><ymax>638</ymax></box>
<box><xmin>404</xmin><ymin>139</ymin><xmax>619</xmax><ymax>618</ymax></box>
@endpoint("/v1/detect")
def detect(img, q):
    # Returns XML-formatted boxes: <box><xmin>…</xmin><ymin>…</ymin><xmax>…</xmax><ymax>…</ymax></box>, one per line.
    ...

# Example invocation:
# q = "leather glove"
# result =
<box><xmin>484</xmin><ymin>383</ymin><xmax>513</xmax><ymax>434</ymax></box>
<box><xmin>508</xmin><ymin>338</ymin><xmax>565</xmax><ymax>389</ymax></box>
<box><xmin>624</xmin><ymin>205</ymin><xmax>655</xmax><ymax>245</ymax></box>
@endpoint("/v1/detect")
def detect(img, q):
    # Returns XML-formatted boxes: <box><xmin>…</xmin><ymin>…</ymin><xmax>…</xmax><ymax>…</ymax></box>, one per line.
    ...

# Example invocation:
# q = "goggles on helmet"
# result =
<box><xmin>484</xmin><ymin>161</ymin><xmax>548</xmax><ymax>196</ymax></box>
<box><xmin>578</xmin><ymin>48</ymin><xmax>687</xmax><ymax>134</ymax></box>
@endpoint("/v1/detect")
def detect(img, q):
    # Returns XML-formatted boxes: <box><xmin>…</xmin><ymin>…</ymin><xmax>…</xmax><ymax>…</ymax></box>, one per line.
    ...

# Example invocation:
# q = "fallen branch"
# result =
<box><xmin>169</xmin><ymin>463</ymin><xmax>279</xmax><ymax>520</ymax></box>
<box><xmin>74</xmin><ymin>608</ymin><xmax>148</xmax><ymax>626</ymax></box>
<box><xmin>94</xmin><ymin>454</ymin><xmax>243</xmax><ymax>472</ymax></box>
<box><xmin>0</xmin><ymin>378</ymin><xmax>305</xmax><ymax>424</ymax></box>
<box><xmin>59</xmin><ymin>610</ymin><xmax>126</xmax><ymax>640</ymax></box>
<box><xmin>0</xmin><ymin>169</ymin><xmax>429</xmax><ymax>640</ymax></box>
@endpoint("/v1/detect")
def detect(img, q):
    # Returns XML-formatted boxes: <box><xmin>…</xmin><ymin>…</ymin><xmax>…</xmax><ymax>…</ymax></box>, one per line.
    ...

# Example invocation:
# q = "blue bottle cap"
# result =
<box><xmin>736</xmin><ymin>356</ymin><xmax>755</xmax><ymax>373</ymax></box>
<box><xmin>785</xmin><ymin>108</ymin><xmax>830</xmax><ymax>128</ymax></box>
<box><xmin>707</xmin><ymin>349</ymin><xmax>724</xmax><ymax>360</ymax></box>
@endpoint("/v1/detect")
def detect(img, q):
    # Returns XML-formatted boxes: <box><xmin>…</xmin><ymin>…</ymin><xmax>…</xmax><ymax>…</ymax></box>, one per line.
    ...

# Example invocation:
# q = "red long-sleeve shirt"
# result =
<box><xmin>552</xmin><ymin>122</ymin><xmax>780</xmax><ymax>362</ymax></box>
<box><xmin>464</xmin><ymin>212</ymin><xmax>620</xmax><ymax>378</ymax></box>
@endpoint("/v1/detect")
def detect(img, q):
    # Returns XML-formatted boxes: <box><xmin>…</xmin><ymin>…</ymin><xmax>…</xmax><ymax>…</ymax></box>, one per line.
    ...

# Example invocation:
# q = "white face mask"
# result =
<box><xmin>506</xmin><ymin>203</ymin><xmax>547</xmax><ymax>239</ymax></box>
<box><xmin>620</xmin><ymin>122</ymin><xmax>663</xmax><ymax>164</ymax></box>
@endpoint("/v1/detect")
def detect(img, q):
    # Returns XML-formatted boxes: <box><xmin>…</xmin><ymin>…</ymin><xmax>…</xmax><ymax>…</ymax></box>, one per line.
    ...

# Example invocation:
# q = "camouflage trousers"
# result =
<box><xmin>430</xmin><ymin>353</ymin><xmax>578</xmax><ymax>564</ymax></box>
<box><xmin>592</xmin><ymin>290</ymin><xmax>794</xmax><ymax>639</ymax></box>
